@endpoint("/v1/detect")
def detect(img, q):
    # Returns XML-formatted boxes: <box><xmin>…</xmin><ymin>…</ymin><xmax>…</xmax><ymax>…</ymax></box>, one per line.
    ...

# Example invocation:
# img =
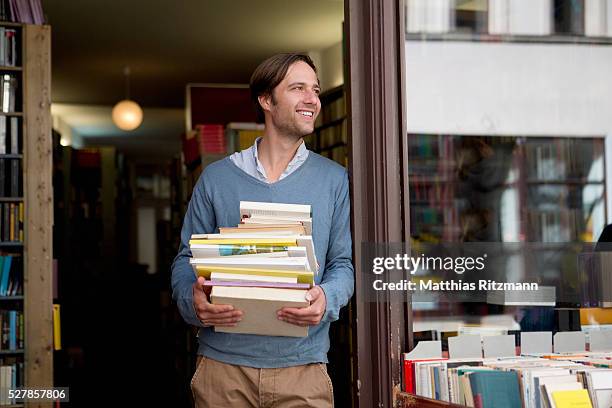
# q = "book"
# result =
<box><xmin>190</xmin><ymin>234</ymin><xmax>317</xmax><ymax>273</ymax></box>
<box><xmin>194</xmin><ymin>266</ymin><xmax>314</xmax><ymax>286</ymax></box>
<box><xmin>210</xmin><ymin>285</ymin><xmax>309</xmax><ymax>337</ymax></box>
<box><xmin>209</xmin><ymin>271</ymin><xmax>297</xmax><ymax>283</ymax></box>
<box><xmin>9</xmin><ymin>117</ymin><xmax>18</xmax><ymax>154</ymax></box>
<box><xmin>189</xmin><ymin>243</ymin><xmax>291</xmax><ymax>258</ymax></box>
<box><xmin>469</xmin><ymin>371</ymin><xmax>522</xmax><ymax>408</ymax></box>
<box><xmin>551</xmin><ymin>389</ymin><xmax>593</xmax><ymax>408</ymax></box>
<box><xmin>0</xmin><ymin>255</ymin><xmax>12</xmax><ymax>295</ymax></box>
<box><xmin>586</xmin><ymin>370</ymin><xmax>612</xmax><ymax>408</ymax></box>
<box><xmin>204</xmin><ymin>280</ymin><xmax>310</xmax><ymax>290</ymax></box>
<box><xmin>221</xmin><ymin>225</ymin><xmax>307</xmax><ymax>235</ymax></box>
<box><xmin>53</xmin><ymin>304</ymin><xmax>61</xmax><ymax>351</ymax></box>
<box><xmin>9</xmin><ymin>158</ymin><xmax>18</xmax><ymax>196</ymax></box>
<box><xmin>189</xmin><ymin>237</ymin><xmax>297</xmax><ymax>246</ymax></box>
<box><xmin>542</xmin><ymin>382</ymin><xmax>584</xmax><ymax>408</ymax></box>
<box><xmin>0</xmin><ymin>115</ymin><xmax>6</xmax><ymax>154</ymax></box>
<box><xmin>240</xmin><ymin>201</ymin><xmax>311</xmax><ymax>221</ymax></box>
<box><xmin>190</xmin><ymin>256</ymin><xmax>310</xmax><ymax>272</ymax></box>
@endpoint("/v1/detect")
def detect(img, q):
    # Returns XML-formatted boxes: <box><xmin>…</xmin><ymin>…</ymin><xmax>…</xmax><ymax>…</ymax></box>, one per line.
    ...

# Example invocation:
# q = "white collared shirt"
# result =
<box><xmin>229</xmin><ymin>137</ymin><xmax>309</xmax><ymax>183</ymax></box>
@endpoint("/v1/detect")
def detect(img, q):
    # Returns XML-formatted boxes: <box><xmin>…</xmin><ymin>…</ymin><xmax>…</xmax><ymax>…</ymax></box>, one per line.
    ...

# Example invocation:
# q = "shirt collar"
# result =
<box><xmin>253</xmin><ymin>137</ymin><xmax>309</xmax><ymax>181</ymax></box>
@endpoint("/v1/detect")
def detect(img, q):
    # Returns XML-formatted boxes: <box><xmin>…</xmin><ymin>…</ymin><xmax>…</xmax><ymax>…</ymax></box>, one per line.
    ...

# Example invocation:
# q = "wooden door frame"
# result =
<box><xmin>345</xmin><ymin>0</ymin><xmax>411</xmax><ymax>406</ymax></box>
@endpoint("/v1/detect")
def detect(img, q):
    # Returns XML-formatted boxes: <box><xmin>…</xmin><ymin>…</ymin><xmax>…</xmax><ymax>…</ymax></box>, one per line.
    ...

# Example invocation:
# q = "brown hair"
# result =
<box><xmin>249</xmin><ymin>53</ymin><xmax>318</xmax><ymax>122</ymax></box>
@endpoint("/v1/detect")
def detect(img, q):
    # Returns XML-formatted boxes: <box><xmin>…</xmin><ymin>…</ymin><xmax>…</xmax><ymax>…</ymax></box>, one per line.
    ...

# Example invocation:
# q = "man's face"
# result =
<box><xmin>262</xmin><ymin>61</ymin><xmax>321</xmax><ymax>139</ymax></box>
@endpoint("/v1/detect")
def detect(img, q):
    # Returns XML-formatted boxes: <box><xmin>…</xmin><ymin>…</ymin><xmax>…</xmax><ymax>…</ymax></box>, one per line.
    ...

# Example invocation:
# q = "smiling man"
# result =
<box><xmin>171</xmin><ymin>53</ymin><xmax>354</xmax><ymax>408</ymax></box>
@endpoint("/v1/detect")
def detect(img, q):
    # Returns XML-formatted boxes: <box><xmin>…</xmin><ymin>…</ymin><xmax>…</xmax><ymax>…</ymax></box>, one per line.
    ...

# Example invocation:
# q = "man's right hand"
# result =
<box><xmin>192</xmin><ymin>276</ymin><xmax>242</xmax><ymax>327</ymax></box>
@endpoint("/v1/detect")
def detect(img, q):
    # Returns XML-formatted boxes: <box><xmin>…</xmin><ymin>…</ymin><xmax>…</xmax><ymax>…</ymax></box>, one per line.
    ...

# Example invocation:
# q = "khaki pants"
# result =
<box><xmin>191</xmin><ymin>356</ymin><xmax>334</xmax><ymax>408</ymax></box>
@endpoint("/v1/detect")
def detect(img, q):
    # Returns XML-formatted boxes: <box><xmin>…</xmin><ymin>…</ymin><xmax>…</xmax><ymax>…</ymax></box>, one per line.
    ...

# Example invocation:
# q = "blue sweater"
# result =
<box><xmin>171</xmin><ymin>153</ymin><xmax>355</xmax><ymax>368</ymax></box>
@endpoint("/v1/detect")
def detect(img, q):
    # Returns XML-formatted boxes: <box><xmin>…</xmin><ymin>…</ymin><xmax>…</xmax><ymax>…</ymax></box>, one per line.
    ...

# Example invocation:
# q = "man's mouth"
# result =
<box><xmin>296</xmin><ymin>110</ymin><xmax>314</xmax><ymax>118</ymax></box>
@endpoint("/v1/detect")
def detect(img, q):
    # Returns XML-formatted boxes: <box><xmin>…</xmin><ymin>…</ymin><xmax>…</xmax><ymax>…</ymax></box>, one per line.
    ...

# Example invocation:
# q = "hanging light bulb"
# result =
<box><xmin>112</xmin><ymin>66</ymin><xmax>143</xmax><ymax>131</ymax></box>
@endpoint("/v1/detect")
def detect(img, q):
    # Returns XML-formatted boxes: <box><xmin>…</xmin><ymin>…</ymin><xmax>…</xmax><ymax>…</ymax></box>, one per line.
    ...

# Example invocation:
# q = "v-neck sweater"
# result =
<box><xmin>171</xmin><ymin>153</ymin><xmax>354</xmax><ymax>368</ymax></box>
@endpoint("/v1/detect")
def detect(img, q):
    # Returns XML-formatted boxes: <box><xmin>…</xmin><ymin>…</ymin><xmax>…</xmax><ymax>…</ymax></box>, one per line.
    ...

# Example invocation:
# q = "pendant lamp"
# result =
<box><xmin>112</xmin><ymin>66</ymin><xmax>143</xmax><ymax>131</ymax></box>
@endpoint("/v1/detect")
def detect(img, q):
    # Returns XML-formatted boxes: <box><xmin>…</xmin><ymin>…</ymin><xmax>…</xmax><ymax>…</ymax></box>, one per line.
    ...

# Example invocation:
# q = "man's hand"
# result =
<box><xmin>192</xmin><ymin>276</ymin><xmax>242</xmax><ymax>327</ymax></box>
<box><xmin>277</xmin><ymin>286</ymin><xmax>326</xmax><ymax>326</ymax></box>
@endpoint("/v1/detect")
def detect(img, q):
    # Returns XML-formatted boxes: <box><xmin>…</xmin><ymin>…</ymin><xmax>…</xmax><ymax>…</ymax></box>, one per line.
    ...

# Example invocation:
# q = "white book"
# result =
<box><xmin>190</xmin><ymin>256</ymin><xmax>310</xmax><ymax>272</ymax></box>
<box><xmin>209</xmin><ymin>272</ymin><xmax>297</xmax><ymax>283</ymax></box>
<box><xmin>190</xmin><ymin>243</ymin><xmax>291</xmax><ymax>258</ymax></box>
<box><xmin>240</xmin><ymin>200</ymin><xmax>311</xmax><ymax>221</ymax></box>
<box><xmin>0</xmin><ymin>115</ymin><xmax>6</xmax><ymax>154</ymax></box>
<box><xmin>190</xmin><ymin>235</ymin><xmax>317</xmax><ymax>273</ymax></box>
<box><xmin>587</xmin><ymin>370</ymin><xmax>612</xmax><ymax>408</ymax></box>
<box><xmin>543</xmin><ymin>382</ymin><xmax>583</xmax><ymax>408</ymax></box>
<box><xmin>1</xmin><ymin>74</ymin><xmax>9</xmax><ymax>112</ymax></box>
<box><xmin>9</xmin><ymin>117</ymin><xmax>17</xmax><ymax>154</ymax></box>
<box><xmin>211</xmin><ymin>286</ymin><xmax>308</xmax><ymax>337</ymax></box>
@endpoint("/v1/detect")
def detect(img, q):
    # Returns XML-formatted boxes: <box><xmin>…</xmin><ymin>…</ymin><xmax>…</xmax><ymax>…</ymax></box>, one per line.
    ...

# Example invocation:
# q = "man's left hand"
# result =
<box><xmin>277</xmin><ymin>286</ymin><xmax>326</xmax><ymax>326</ymax></box>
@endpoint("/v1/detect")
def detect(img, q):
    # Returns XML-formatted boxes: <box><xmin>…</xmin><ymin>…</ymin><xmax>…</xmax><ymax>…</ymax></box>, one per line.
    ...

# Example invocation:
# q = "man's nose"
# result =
<box><xmin>302</xmin><ymin>89</ymin><xmax>319</xmax><ymax>105</ymax></box>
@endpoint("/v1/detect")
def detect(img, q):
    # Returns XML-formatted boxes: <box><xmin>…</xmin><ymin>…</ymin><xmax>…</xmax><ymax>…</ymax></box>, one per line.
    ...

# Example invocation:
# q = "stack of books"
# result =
<box><xmin>189</xmin><ymin>201</ymin><xmax>317</xmax><ymax>337</ymax></box>
<box><xmin>405</xmin><ymin>352</ymin><xmax>612</xmax><ymax>408</ymax></box>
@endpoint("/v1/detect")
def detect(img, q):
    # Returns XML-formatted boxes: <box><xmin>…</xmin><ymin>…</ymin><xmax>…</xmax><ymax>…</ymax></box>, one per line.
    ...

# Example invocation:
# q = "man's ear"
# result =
<box><xmin>258</xmin><ymin>94</ymin><xmax>272</xmax><ymax>113</ymax></box>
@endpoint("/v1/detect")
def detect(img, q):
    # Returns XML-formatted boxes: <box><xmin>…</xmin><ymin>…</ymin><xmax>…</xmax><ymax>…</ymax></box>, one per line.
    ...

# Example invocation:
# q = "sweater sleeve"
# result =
<box><xmin>171</xmin><ymin>172</ymin><xmax>217</xmax><ymax>327</ymax></box>
<box><xmin>319</xmin><ymin>171</ymin><xmax>355</xmax><ymax>323</ymax></box>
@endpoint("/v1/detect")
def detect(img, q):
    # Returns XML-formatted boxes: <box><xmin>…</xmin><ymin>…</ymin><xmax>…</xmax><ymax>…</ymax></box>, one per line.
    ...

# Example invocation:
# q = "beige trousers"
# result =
<box><xmin>191</xmin><ymin>356</ymin><xmax>334</xmax><ymax>408</ymax></box>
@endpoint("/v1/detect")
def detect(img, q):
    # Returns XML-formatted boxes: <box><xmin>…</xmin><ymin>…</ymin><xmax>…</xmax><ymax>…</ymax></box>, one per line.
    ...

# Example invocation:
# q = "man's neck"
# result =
<box><xmin>257</xmin><ymin>131</ymin><xmax>303</xmax><ymax>183</ymax></box>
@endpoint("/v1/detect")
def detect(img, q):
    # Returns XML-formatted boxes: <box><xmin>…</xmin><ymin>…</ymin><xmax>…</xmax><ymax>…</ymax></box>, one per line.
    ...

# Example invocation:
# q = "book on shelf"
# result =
<box><xmin>0</xmin><ymin>309</ymin><xmax>23</xmax><ymax>350</ymax></box>
<box><xmin>195</xmin><ymin>124</ymin><xmax>225</xmax><ymax>155</ymax></box>
<box><xmin>0</xmin><ymin>202</ymin><xmax>22</xmax><ymax>240</ymax></box>
<box><xmin>0</xmin><ymin>357</ymin><xmax>23</xmax><ymax>405</ymax></box>
<box><xmin>0</xmin><ymin>114</ymin><xmax>17</xmax><ymax>155</ymax></box>
<box><xmin>189</xmin><ymin>200</ymin><xmax>316</xmax><ymax>337</ymax></box>
<box><xmin>487</xmin><ymin>285</ymin><xmax>556</xmax><ymax>307</ymax></box>
<box><xmin>0</xmin><ymin>27</ymin><xmax>17</xmax><ymax>67</ymax></box>
<box><xmin>551</xmin><ymin>389</ymin><xmax>592</xmax><ymax>408</ymax></box>
<box><xmin>3</xmin><ymin>0</ymin><xmax>45</xmax><ymax>24</ymax></box>
<box><xmin>406</xmin><ymin>351</ymin><xmax>612</xmax><ymax>408</ymax></box>
<box><xmin>53</xmin><ymin>304</ymin><xmax>61</xmax><ymax>351</ymax></box>
<box><xmin>0</xmin><ymin>73</ymin><xmax>17</xmax><ymax>113</ymax></box>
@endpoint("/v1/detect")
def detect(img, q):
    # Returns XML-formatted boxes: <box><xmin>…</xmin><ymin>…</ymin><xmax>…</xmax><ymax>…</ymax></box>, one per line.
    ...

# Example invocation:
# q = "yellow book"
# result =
<box><xmin>53</xmin><ymin>304</ymin><xmax>61</xmax><ymax>351</ymax></box>
<box><xmin>194</xmin><ymin>266</ymin><xmax>314</xmax><ymax>285</ymax></box>
<box><xmin>551</xmin><ymin>389</ymin><xmax>593</xmax><ymax>408</ymax></box>
<box><xmin>190</xmin><ymin>238</ymin><xmax>297</xmax><ymax>246</ymax></box>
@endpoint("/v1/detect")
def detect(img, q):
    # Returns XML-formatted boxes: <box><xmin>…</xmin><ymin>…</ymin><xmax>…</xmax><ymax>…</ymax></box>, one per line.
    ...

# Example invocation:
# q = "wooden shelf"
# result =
<box><xmin>0</xmin><ymin>21</ymin><xmax>23</xmax><ymax>28</ymax></box>
<box><xmin>0</xmin><ymin>349</ymin><xmax>24</xmax><ymax>355</ymax></box>
<box><xmin>0</xmin><ymin>241</ymin><xmax>23</xmax><ymax>247</ymax></box>
<box><xmin>0</xmin><ymin>295</ymin><xmax>23</xmax><ymax>300</ymax></box>
<box><xmin>397</xmin><ymin>393</ymin><xmax>465</xmax><ymax>407</ymax></box>
<box><xmin>0</xmin><ymin>112</ymin><xmax>23</xmax><ymax>117</ymax></box>
<box><xmin>0</xmin><ymin>65</ymin><xmax>22</xmax><ymax>71</ymax></box>
<box><xmin>0</xmin><ymin>197</ymin><xmax>23</xmax><ymax>201</ymax></box>
<box><xmin>0</xmin><ymin>154</ymin><xmax>23</xmax><ymax>159</ymax></box>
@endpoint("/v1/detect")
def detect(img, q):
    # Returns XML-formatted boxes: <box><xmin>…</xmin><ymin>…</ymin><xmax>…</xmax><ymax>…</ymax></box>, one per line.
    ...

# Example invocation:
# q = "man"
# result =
<box><xmin>171</xmin><ymin>53</ymin><xmax>354</xmax><ymax>408</ymax></box>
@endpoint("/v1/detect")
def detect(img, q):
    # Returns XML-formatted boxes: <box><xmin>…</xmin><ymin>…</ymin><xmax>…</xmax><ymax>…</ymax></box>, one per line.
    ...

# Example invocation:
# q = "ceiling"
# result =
<box><xmin>45</xmin><ymin>0</ymin><xmax>344</xmax><ymax>158</ymax></box>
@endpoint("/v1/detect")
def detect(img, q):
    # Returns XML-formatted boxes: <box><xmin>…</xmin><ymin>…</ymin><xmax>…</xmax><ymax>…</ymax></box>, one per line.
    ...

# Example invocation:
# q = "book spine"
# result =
<box><xmin>3</xmin><ymin>202</ymin><xmax>9</xmax><ymax>240</ymax></box>
<box><xmin>0</xmin><ymin>115</ymin><xmax>6</xmax><ymax>154</ymax></box>
<box><xmin>0</xmin><ymin>158</ymin><xmax>5</xmax><ymax>196</ymax></box>
<box><xmin>9</xmin><ymin>116</ymin><xmax>17</xmax><ymax>154</ymax></box>
<box><xmin>10</xmin><ymin>158</ymin><xmax>18</xmax><ymax>196</ymax></box>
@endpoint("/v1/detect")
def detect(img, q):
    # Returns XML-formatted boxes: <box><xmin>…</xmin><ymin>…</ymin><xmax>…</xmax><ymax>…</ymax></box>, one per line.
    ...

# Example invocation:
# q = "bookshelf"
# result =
<box><xmin>0</xmin><ymin>23</ymin><xmax>52</xmax><ymax>407</ymax></box>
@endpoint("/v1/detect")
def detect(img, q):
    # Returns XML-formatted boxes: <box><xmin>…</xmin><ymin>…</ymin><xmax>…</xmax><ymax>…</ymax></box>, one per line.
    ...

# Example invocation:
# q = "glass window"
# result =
<box><xmin>453</xmin><ymin>0</ymin><xmax>488</xmax><ymax>33</ymax></box>
<box><xmin>554</xmin><ymin>0</ymin><xmax>585</xmax><ymax>35</ymax></box>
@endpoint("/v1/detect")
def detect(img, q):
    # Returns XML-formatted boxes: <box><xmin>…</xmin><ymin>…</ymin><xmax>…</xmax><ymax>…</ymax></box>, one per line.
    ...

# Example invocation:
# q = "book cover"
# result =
<box><xmin>9</xmin><ymin>158</ymin><xmax>18</xmax><ymax>196</ymax></box>
<box><xmin>194</xmin><ymin>266</ymin><xmax>314</xmax><ymax>286</ymax></box>
<box><xmin>9</xmin><ymin>116</ymin><xmax>17</xmax><ymax>154</ymax></box>
<box><xmin>469</xmin><ymin>371</ymin><xmax>522</xmax><ymax>408</ymax></box>
<box><xmin>551</xmin><ymin>389</ymin><xmax>593</xmax><ymax>408</ymax></box>
<box><xmin>211</xmin><ymin>285</ymin><xmax>309</xmax><ymax>337</ymax></box>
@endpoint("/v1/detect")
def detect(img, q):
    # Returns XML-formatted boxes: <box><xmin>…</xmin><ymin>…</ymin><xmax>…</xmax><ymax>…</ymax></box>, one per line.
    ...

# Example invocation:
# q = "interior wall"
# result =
<box><xmin>310</xmin><ymin>41</ymin><xmax>344</xmax><ymax>92</ymax></box>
